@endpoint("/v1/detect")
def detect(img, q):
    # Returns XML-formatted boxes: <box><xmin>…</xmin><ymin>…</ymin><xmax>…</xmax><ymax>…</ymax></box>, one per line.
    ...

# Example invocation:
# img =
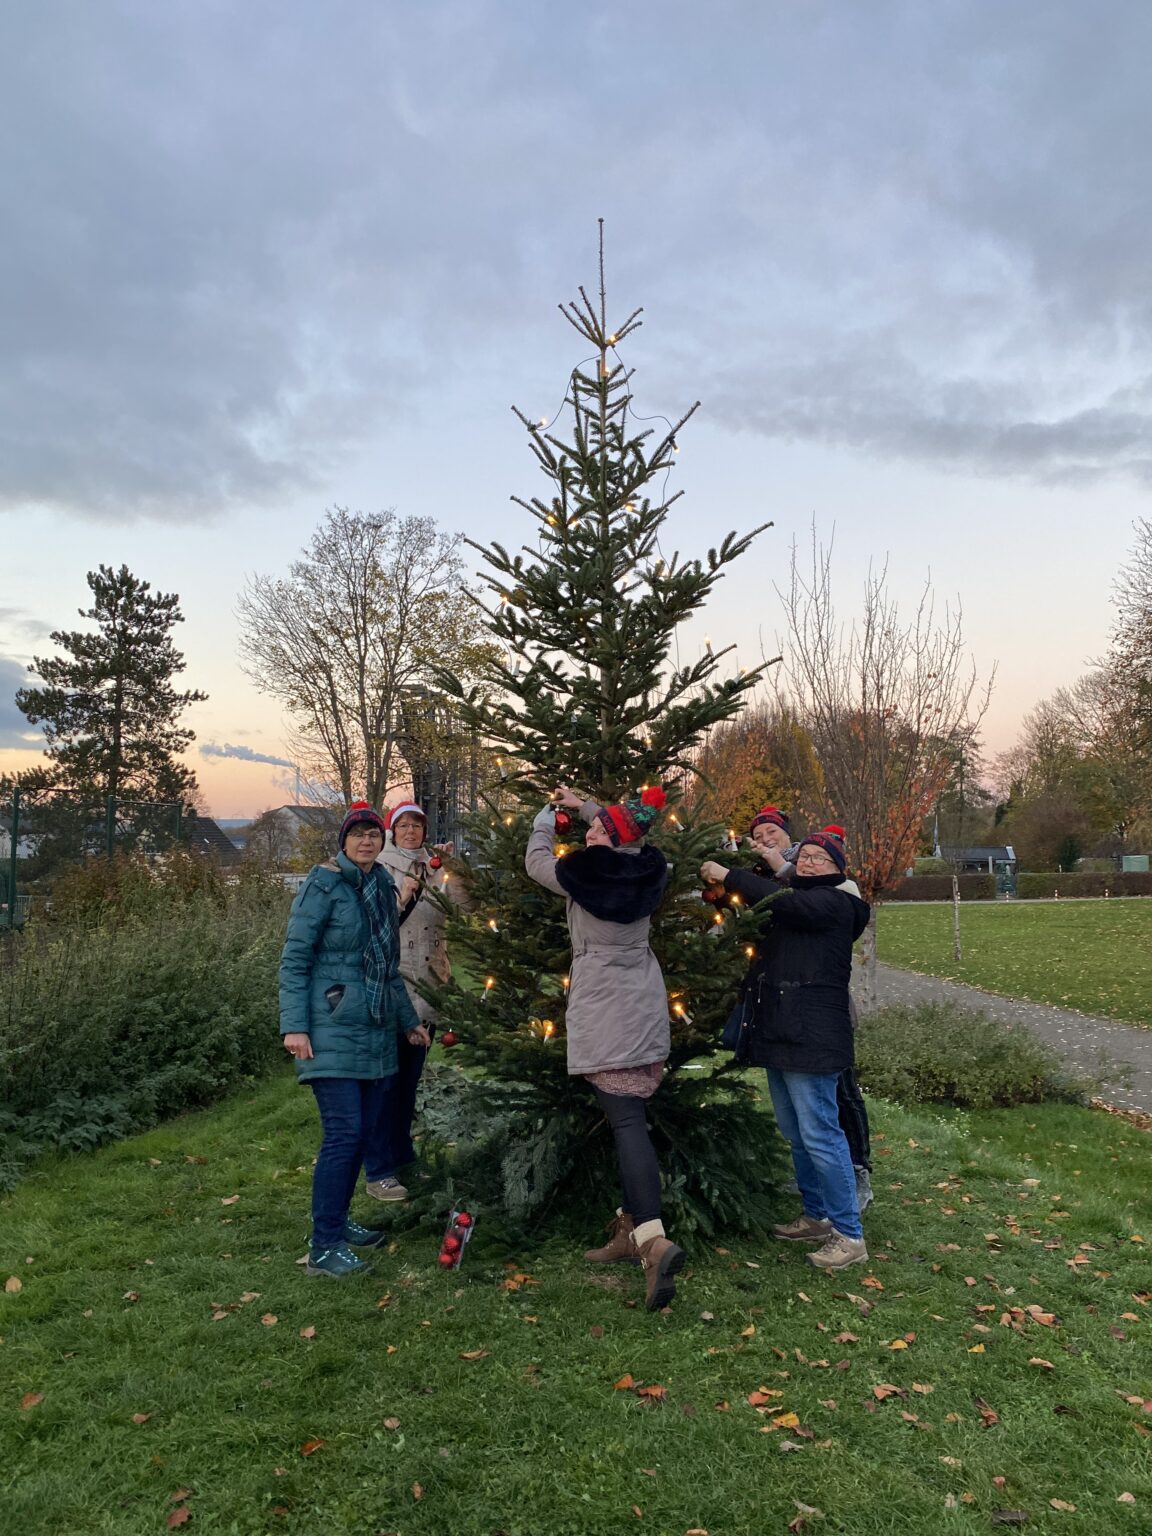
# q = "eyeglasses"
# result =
<box><xmin>795</xmin><ymin>850</ymin><xmax>836</xmax><ymax>867</ymax></box>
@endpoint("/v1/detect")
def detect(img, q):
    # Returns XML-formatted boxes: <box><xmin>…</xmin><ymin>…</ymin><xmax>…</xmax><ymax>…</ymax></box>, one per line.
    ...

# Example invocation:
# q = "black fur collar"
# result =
<box><xmin>555</xmin><ymin>843</ymin><xmax>669</xmax><ymax>923</ymax></box>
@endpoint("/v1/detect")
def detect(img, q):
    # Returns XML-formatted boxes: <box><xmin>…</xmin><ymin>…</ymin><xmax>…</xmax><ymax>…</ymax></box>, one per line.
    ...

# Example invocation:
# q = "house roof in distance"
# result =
<box><xmin>941</xmin><ymin>845</ymin><xmax>1016</xmax><ymax>862</ymax></box>
<box><xmin>184</xmin><ymin>815</ymin><xmax>241</xmax><ymax>862</ymax></box>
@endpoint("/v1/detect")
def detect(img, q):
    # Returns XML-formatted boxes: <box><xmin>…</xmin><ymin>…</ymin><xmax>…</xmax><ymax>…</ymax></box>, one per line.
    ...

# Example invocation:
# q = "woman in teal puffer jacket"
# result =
<box><xmin>280</xmin><ymin>802</ymin><xmax>429</xmax><ymax>1278</ymax></box>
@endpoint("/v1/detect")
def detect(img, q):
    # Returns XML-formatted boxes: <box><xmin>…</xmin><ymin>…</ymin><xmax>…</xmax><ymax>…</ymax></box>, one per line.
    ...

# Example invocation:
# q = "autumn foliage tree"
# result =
<box><xmin>780</xmin><ymin>533</ymin><xmax>992</xmax><ymax>1005</ymax></box>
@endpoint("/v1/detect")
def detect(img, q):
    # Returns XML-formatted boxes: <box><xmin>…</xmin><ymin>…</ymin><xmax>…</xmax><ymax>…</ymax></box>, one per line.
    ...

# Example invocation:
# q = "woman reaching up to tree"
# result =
<box><xmin>525</xmin><ymin>783</ymin><xmax>685</xmax><ymax>1311</ymax></box>
<box><xmin>701</xmin><ymin>829</ymin><xmax>871</xmax><ymax>1272</ymax></box>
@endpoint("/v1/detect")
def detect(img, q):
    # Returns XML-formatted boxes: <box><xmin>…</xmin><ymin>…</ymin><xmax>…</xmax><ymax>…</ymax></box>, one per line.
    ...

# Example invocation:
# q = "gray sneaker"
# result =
<box><xmin>365</xmin><ymin>1177</ymin><xmax>409</xmax><ymax>1202</ymax></box>
<box><xmin>772</xmin><ymin>1214</ymin><xmax>833</xmax><ymax>1242</ymax></box>
<box><xmin>855</xmin><ymin>1168</ymin><xmax>874</xmax><ymax>1211</ymax></box>
<box><xmin>807</xmin><ymin>1230</ymin><xmax>869</xmax><ymax>1271</ymax></box>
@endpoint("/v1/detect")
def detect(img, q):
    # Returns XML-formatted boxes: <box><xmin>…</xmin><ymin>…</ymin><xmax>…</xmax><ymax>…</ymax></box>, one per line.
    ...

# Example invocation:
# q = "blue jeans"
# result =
<box><xmin>766</xmin><ymin>1069</ymin><xmax>863</xmax><ymax>1239</ymax></box>
<box><xmin>363</xmin><ymin>1026</ymin><xmax>431</xmax><ymax>1181</ymax></box>
<box><xmin>309</xmin><ymin>1078</ymin><xmax>388</xmax><ymax>1247</ymax></box>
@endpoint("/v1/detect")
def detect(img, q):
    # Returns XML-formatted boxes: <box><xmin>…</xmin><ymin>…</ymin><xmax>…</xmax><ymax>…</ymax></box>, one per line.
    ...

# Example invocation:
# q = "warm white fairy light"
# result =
<box><xmin>488</xmin><ymin>918</ymin><xmax>499</xmax><ymax>932</ymax></box>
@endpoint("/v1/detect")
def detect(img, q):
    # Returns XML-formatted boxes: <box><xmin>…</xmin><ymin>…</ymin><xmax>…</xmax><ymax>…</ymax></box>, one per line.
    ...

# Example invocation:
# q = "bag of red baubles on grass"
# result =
<box><xmin>437</xmin><ymin>1209</ymin><xmax>475</xmax><ymax>1269</ymax></box>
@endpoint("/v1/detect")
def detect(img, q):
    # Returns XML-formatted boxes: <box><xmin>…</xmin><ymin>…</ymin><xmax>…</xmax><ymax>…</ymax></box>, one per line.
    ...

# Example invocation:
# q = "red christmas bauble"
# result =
<box><xmin>554</xmin><ymin>810</ymin><xmax>572</xmax><ymax>834</ymax></box>
<box><xmin>440</xmin><ymin>1030</ymin><xmax>458</xmax><ymax>1048</ymax></box>
<box><xmin>429</xmin><ymin>855</ymin><xmax>442</xmax><ymax>870</ymax></box>
<box><xmin>443</xmin><ymin>1233</ymin><xmax>461</xmax><ymax>1251</ymax></box>
<box><xmin>438</xmin><ymin>1251</ymin><xmax>456</xmax><ymax>1268</ymax></box>
<box><xmin>455</xmin><ymin>1212</ymin><xmax>473</xmax><ymax>1228</ymax></box>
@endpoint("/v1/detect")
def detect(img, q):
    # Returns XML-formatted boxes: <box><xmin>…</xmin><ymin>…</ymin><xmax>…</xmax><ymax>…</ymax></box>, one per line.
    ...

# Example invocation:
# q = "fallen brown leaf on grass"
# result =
<box><xmin>1027</xmin><ymin>1358</ymin><xmax>1054</xmax><ymax>1371</ymax></box>
<box><xmin>4</xmin><ymin>1276</ymin><xmax>22</xmax><ymax>1293</ymax></box>
<box><xmin>872</xmin><ymin>1384</ymin><xmax>906</xmax><ymax>1401</ymax></box>
<box><xmin>459</xmin><ymin>1349</ymin><xmax>490</xmax><ymax>1360</ymax></box>
<box><xmin>861</xmin><ymin>1276</ymin><xmax>884</xmax><ymax>1291</ymax></box>
<box><xmin>631</xmin><ymin>1505</ymin><xmax>643</xmax><ymax>1518</ymax></box>
<box><xmin>636</xmin><ymin>1384</ymin><xmax>668</xmax><ymax>1401</ymax></box>
<box><xmin>590</xmin><ymin>1325</ymin><xmax>605</xmax><ymax>1338</ymax></box>
<box><xmin>20</xmin><ymin>1392</ymin><xmax>43</xmax><ymax>1411</ymax></box>
<box><xmin>747</xmin><ymin>1388</ymin><xmax>784</xmax><ymax>1407</ymax></box>
<box><xmin>299</xmin><ymin>1326</ymin><xmax>316</xmax><ymax>1340</ymax></box>
<box><xmin>772</xmin><ymin>1411</ymin><xmax>800</xmax><ymax>1428</ymax></box>
<box><xmin>1050</xmin><ymin>1499</ymin><xmax>1076</xmax><ymax>1511</ymax></box>
<box><xmin>300</xmin><ymin>1438</ymin><xmax>325</xmax><ymax>1457</ymax></box>
<box><xmin>167</xmin><ymin>1510</ymin><xmax>190</xmax><ymax>1530</ymax></box>
<box><xmin>975</xmin><ymin>1396</ymin><xmax>1000</xmax><ymax>1428</ymax></box>
<box><xmin>740</xmin><ymin>1324</ymin><xmax>756</xmax><ymax>1337</ymax></box>
<box><xmin>169</xmin><ymin>1490</ymin><xmax>193</xmax><ymax>1503</ymax></box>
<box><xmin>412</xmin><ymin>1483</ymin><xmax>423</xmax><ymax>1500</ymax></box>
<box><xmin>260</xmin><ymin>1314</ymin><xmax>278</xmax><ymax>1327</ymax></box>
<box><xmin>1117</xmin><ymin>1493</ymin><xmax>1136</xmax><ymax>1503</ymax></box>
<box><xmin>131</xmin><ymin>1412</ymin><xmax>151</xmax><ymax>1424</ymax></box>
<box><xmin>832</xmin><ymin>1331</ymin><xmax>858</xmax><ymax>1344</ymax></box>
<box><xmin>123</xmin><ymin>1291</ymin><xmax>140</xmax><ymax>1304</ymax></box>
<box><xmin>220</xmin><ymin>1195</ymin><xmax>240</xmax><ymax>1206</ymax></box>
<box><xmin>714</xmin><ymin>1400</ymin><xmax>730</xmax><ymax>1411</ymax></box>
<box><xmin>614</xmin><ymin>1374</ymin><xmax>636</xmax><ymax>1391</ymax></box>
<box><xmin>383</xmin><ymin>1417</ymin><xmax>401</xmax><ymax>1430</ymax></box>
<box><xmin>911</xmin><ymin>1382</ymin><xmax>934</xmax><ymax>1395</ymax></box>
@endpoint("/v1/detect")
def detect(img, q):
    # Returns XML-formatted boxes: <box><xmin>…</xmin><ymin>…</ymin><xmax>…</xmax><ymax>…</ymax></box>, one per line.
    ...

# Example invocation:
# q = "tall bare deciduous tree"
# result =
<box><xmin>779</xmin><ymin>534</ymin><xmax>993</xmax><ymax>1006</ymax></box>
<box><xmin>237</xmin><ymin>508</ymin><xmax>494</xmax><ymax>807</ymax></box>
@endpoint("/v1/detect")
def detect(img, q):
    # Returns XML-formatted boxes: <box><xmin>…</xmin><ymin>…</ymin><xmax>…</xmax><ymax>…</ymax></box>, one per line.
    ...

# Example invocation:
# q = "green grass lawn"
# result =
<box><xmin>3</xmin><ymin>1073</ymin><xmax>1150</xmax><ymax>1534</ymax></box>
<box><xmin>877</xmin><ymin>900</ymin><xmax>1152</xmax><ymax>1027</ymax></box>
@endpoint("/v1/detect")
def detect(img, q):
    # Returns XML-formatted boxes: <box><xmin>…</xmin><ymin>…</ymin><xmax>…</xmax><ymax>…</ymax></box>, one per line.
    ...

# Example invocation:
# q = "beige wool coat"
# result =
<box><xmin>524</xmin><ymin>802</ymin><xmax>671</xmax><ymax>1077</ymax></box>
<box><xmin>377</xmin><ymin>840</ymin><xmax>452</xmax><ymax>1026</ymax></box>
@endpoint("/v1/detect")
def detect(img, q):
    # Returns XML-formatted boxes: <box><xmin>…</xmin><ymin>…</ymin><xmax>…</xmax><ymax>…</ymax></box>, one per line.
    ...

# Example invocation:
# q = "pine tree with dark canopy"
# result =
<box><xmin>429</xmin><ymin>238</ymin><xmax>784</xmax><ymax>1237</ymax></box>
<box><xmin>16</xmin><ymin>564</ymin><xmax>206</xmax><ymax>812</ymax></box>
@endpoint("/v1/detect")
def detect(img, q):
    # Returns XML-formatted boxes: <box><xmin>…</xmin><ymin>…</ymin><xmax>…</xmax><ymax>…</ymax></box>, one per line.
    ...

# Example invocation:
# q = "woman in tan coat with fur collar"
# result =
<box><xmin>525</xmin><ymin>783</ymin><xmax>685</xmax><ymax>1311</ymax></box>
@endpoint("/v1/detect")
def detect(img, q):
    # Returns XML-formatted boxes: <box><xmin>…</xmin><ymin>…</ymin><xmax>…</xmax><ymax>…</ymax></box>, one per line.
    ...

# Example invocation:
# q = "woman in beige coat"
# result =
<box><xmin>362</xmin><ymin>801</ymin><xmax>452</xmax><ymax>1202</ymax></box>
<box><xmin>525</xmin><ymin>783</ymin><xmax>685</xmax><ymax>1310</ymax></box>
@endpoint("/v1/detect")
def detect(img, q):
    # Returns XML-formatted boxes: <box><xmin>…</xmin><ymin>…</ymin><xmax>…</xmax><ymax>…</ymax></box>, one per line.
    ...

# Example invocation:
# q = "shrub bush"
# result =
<box><xmin>885</xmin><ymin>874</ymin><xmax>996</xmax><ymax>902</ymax></box>
<box><xmin>0</xmin><ymin>859</ymin><xmax>289</xmax><ymax>1185</ymax></box>
<box><xmin>1014</xmin><ymin>871</ymin><xmax>1152</xmax><ymax>899</ymax></box>
<box><xmin>855</xmin><ymin>1000</ymin><xmax>1105</xmax><ymax>1109</ymax></box>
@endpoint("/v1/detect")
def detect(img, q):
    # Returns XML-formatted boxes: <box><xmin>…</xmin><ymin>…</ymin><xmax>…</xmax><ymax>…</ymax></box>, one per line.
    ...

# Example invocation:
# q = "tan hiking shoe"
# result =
<box><xmin>365</xmin><ymin>1177</ymin><xmax>408</xmax><ymax>1202</ymax></box>
<box><xmin>807</xmin><ymin>1230</ymin><xmax>869</xmax><ymax>1271</ymax></box>
<box><xmin>772</xmin><ymin>1214</ymin><xmax>833</xmax><ymax>1242</ymax></box>
<box><xmin>633</xmin><ymin>1232</ymin><xmax>686</xmax><ymax>1311</ymax></box>
<box><xmin>584</xmin><ymin>1211</ymin><xmax>640</xmax><ymax>1265</ymax></box>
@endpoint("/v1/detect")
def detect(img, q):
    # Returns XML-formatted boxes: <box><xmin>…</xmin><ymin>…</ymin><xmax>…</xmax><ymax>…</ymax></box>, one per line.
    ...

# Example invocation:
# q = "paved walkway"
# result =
<box><xmin>875</xmin><ymin>962</ymin><xmax>1152</xmax><ymax>1115</ymax></box>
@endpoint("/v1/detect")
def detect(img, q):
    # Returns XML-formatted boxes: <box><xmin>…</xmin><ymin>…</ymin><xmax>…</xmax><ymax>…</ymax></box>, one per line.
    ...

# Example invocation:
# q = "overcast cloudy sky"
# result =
<box><xmin>2</xmin><ymin>0</ymin><xmax>1149</xmax><ymax>814</ymax></box>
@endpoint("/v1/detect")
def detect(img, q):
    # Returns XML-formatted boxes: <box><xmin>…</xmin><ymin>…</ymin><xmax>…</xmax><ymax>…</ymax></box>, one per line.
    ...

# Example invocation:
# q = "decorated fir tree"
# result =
<box><xmin>430</xmin><ymin>236</ymin><xmax>784</xmax><ymax>1236</ymax></box>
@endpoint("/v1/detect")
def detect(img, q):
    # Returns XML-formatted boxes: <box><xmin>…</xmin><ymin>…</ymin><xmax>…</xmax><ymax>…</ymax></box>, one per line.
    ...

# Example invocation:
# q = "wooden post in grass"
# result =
<box><xmin>951</xmin><ymin>873</ymin><xmax>963</xmax><ymax>963</ymax></box>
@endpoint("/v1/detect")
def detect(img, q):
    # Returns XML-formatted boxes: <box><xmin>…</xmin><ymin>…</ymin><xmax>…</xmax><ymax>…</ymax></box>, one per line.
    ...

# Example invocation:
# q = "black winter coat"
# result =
<box><xmin>723</xmin><ymin>867</ymin><xmax>870</xmax><ymax>1073</ymax></box>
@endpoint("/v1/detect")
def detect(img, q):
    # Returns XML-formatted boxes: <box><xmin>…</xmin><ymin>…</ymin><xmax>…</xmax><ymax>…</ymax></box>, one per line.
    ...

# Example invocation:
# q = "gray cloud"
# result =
<box><xmin>2</xmin><ymin>0</ymin><xmax>1151</xmax><ymax>518</ymax></box>
<box><xmin>0</xmin><ymin>657</ymin><xmax>43</xmax><ymax>750</ymax></box>
<box><xmin>200</xmin><ymin>742</ymin><xmax>294</xmax><ymax>768</ymax></box>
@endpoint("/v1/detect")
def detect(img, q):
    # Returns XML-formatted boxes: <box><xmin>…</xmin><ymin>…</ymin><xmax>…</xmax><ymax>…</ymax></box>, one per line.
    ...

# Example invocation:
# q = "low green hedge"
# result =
<box><xmin>885</xmin><ymin>873</ymin><xmax>996</xmax><ymax>902</ymax></box>
<box><xmin>1014</xmin><ymin>871</ymin><xmax>1152</xmax><ymax>899</ymax></box>
<box><xmin>856</xmin><ymin>1000</ymin><xmax>1107</xmax><ymax>1109</ymax></box>
<box><xmin>0</xmin><ymin>858</ymin><xmax>289</xmax><ymax>1187</ymax></box>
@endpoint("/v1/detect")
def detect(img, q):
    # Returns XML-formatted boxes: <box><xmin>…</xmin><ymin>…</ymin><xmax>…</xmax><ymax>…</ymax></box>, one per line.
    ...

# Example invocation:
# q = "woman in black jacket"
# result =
<box><xmin>701</xmin><ymin>831</ymin><xmax>871</xmax><ymax>1272</ymax></box>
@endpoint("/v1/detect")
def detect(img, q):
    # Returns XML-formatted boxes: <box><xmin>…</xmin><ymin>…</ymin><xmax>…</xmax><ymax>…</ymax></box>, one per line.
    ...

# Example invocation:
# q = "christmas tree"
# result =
<box><xmin>429</xmin><ymin>232</ymin><xmax>785</xmax><ymax>1237</ymax></box>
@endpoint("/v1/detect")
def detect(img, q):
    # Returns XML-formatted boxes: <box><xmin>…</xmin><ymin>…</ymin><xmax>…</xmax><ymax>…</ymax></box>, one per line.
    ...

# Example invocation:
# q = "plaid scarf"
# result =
<box><xmin>358</xmin><ymin>864</ymin><xmax>400</xmax><ymax>1024</ymax></box>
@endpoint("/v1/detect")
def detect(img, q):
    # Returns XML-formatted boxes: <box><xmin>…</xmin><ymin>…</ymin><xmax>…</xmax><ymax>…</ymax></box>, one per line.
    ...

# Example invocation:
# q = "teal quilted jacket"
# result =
<box><xmin>278</xmin><ymin>852</ymin><xmax>420</xmax><ymax>1082</ymax></box>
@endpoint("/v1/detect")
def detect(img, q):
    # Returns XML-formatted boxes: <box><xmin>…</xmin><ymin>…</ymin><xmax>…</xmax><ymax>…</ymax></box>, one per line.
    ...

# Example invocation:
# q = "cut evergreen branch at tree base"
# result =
<box><xmin>428</xmin><ymin>233</ymin><xmax>778</xmax><ymax>1234</ymax></box>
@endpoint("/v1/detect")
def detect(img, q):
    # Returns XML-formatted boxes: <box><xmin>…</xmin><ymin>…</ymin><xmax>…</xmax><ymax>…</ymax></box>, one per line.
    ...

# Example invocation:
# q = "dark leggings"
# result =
<box><xmin>836</xmin><ymin>1066</ymin><xmax>871</xmax><ymax>1171</ymax></box>
<box><xmin>595</xmin><ymin>1088</ymin><xmax>662</xmax><ymax>1225</ymax></box>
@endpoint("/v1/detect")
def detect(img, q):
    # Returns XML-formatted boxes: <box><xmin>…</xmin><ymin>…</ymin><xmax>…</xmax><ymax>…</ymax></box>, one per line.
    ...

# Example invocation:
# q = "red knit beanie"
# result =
<box><xmin>595</xmin><ymin>786</ymin><xmax>667</xmax><ymax>846</ymax></box>
<box><xmin>749</xmin><ymin>803</ymin><xmax>790</xmax><ymax>835</ymax></box>
<box><xmin>339</xmin><ymin>800</ymin><xmax>388</xmax><ymax>849</ymax></box>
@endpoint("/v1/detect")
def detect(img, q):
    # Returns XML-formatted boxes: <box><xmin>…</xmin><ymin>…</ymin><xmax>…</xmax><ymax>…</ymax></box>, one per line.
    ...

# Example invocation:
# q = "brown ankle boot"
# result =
<box><xmin>584</xmin><ymin>1211</ymin><xmax>640</xmax><ymax>1265</ymax></box>
<box><xmin>633</xmin><ymin>1230</ymin><xmax>686</xmax><ymax>1311</ymax></box>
